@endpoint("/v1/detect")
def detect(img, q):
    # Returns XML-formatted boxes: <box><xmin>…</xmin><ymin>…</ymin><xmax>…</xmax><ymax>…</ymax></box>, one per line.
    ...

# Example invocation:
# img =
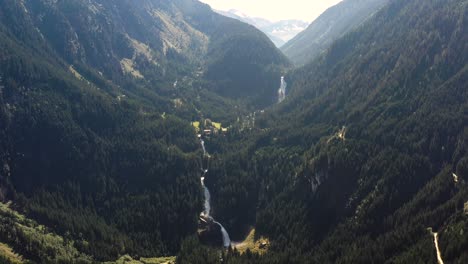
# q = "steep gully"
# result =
<box><xmin>198</xmin><ymin>76</ymin><xmax>287</xmax><ymax>248</ymax></box>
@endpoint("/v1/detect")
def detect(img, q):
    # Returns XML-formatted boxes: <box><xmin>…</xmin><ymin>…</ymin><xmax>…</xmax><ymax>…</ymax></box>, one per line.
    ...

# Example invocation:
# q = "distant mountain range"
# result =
<box><xmin>282</xmin><ymin>0</ymin><xmax>389</xmax><ymax>65</ymax></box>
<box><xmin>216</xmin><ymin>9</ymin><xmax>309</xmax><ymax>47</ymax></box>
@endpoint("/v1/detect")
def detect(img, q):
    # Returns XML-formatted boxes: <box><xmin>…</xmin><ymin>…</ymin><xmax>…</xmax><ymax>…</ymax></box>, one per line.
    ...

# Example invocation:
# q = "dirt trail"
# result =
<box><xmin>432</xmin><ymin>232</ymin><xmax>444</xmax><ymax>264</ymax></box>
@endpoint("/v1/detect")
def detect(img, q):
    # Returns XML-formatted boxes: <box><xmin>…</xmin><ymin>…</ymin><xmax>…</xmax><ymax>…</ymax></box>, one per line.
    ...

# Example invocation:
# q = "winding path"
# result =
<box><xmin>432</xmin><ymin>231</ymin><xmax>444</xmax><ymax>264</ymax></box>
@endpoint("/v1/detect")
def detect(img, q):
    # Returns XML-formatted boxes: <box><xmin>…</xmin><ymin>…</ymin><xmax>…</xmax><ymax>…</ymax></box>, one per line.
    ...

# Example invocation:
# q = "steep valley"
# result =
<box><xmin>0</xmin><ymin>0</ymin><xmax>467</xmax><ymax>263</ymax></box>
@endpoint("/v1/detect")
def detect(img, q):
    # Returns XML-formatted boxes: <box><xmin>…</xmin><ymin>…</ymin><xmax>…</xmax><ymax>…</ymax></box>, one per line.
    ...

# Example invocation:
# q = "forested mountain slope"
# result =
<box><xmin>281</xmin><ymin>0</ymin><xmax>389</xmax><ymax>66</ymax></box>
<box><xmin>0</xmin><ymin>0</ymin><xmax>288</xmax><ymax>262</ymax></box>
<box><xmin>0</xmin><ymin>0</ymin><xmax>288</xmax><ymax>106</ymax></box>
<box><xmin>179</xmin><ymin>0</ymin><xmax>468</xmax><ymax>262</ymax></box>
<box><xmin>0</xmin><ymin>17</ymin><xmax>201</xmax><ymax>262</ymax></box>
<box><xmin>0</xmin><ymin>0</ymin><xmax>467</xmax><ymax>263</ymax></box>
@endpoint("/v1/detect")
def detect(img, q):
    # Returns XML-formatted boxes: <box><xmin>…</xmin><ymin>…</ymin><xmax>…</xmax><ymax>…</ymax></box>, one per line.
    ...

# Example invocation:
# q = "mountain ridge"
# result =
<box><xmin>180</xmin><ymin>0</ymin><xmax>468</xmax><ymax>262</ymax></box>
<box><xmin>0</xmin><ymin>0</ymin><xmax>288</xmax><ymax>261</ymax></box>
<box><xmin>0</xmin><ymin>0</ymin><xmax>467</xmax><ymax>263</ymax></box>
<box><xmin>281</xmin><ymin>0</ymin><xmax>389</xmax><ymax>65</ymax></box>
<box><xmin>216</xmin><ymin>9</ymin><xmax>309</xmax><ymax>47</ymax></box>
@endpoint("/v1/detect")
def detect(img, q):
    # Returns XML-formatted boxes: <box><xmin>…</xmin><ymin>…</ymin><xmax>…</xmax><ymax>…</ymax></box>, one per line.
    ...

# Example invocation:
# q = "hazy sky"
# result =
<box><xmin>199</xmin><ymin>0</ymin><xmax>343</xmax><ymax>22</ymax></box>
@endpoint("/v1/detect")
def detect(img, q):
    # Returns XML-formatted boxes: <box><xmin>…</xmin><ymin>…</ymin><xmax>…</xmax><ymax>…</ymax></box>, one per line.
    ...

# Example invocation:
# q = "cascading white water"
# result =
<box><xmin>201</xmin><ymin>177</ymin><xmax>211</xmax><ymax>216</ymax></box>
<box><xmin>215</xmin><ymin>221</ymin><xmax>231</xmax><ymax>248</ymax></box>
<box><xmin>278</xmin><ymin>76</ymin><xmax>287</xmax><ymax>103</ymax></box>
<box><xmin>201</xmin><ymin>139</ymin><xmax>206</xmax><ymax>155</ymax></box>
<box><xmin>199</xmin><ymin>138</ymin><xmax>231</xmax><ymax>248</ymax></box>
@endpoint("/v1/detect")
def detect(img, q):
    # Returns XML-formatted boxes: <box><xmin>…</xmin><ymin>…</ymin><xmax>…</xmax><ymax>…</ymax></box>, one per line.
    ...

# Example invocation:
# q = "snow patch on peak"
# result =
<box><xmin>216</xmin><ymin>9</ymin><xmax>309</xmax><ymax>47</ymax></box>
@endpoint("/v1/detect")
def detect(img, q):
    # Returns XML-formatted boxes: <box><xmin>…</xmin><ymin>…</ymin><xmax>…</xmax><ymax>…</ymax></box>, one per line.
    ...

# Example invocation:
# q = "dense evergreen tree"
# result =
<box><xmin>179</xmin><ymin>0</ymin><xmax>468</xmax><ymax>262</ymax></box>
<box><xmin>0</xmin><ymin>0</ymin><xmax>466</xmax><ymax>263</ymax></box>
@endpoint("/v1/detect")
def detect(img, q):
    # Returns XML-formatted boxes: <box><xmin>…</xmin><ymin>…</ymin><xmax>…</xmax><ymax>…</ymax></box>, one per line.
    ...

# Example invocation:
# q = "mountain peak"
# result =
<box><xmin>282</xmin><ymin>0</ymin><xmax>389</xmax><ymax>65</ymax></box>
<box><xmin>216</xmin><ymin>9</ymin><xmax>309</xmax><ymax>47</ymax></box>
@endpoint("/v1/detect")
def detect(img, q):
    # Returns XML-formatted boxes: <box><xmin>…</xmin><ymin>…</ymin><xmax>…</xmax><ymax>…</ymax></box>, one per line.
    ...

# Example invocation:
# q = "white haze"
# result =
<box><xmin>200</xmin><ymin>0</ymin><xmax>343</xmax><ymax>22</ymax></box>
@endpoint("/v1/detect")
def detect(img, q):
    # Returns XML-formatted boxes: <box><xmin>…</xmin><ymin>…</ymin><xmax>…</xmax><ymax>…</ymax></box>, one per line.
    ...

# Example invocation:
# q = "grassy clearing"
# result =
<box><xmin>105</xmin><ymin>255</ymin><xmax>176</xmax><ymax>264</ymax></box>
<box><xmin>232</xmin><ymin>228</ymin><xmax>269</xmax><ymax>255</ymax></box>
<box><xmin>0</xmin><ymin>242</ymin><xmax>24</xmax><ymax>264</ymax></box>
<box><xmin>140</xmin><ymin>256</ymin><xmax>176</xmax><ymax>264</ymax></box>
<box><xmin>212</xmin><ymin>122</ymin><xmax>222</xmax><ymax>130</ymax></box>
<box><xmin>192</xmin><ymin>121</ymin><xmax>201</xmax><ymax>133</ymax></box>
<box><xmin>120</xmin><ymin>59</ymin><xmax>144</xmax><ymax>79</ymax></box>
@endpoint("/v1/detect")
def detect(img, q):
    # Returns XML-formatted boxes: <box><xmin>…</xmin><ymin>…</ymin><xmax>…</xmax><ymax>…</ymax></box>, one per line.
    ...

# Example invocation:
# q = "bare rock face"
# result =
<box><xmin>464</xmin><ymin>202</ymin><xmax>468</xmax><ymax>215</ymax></box>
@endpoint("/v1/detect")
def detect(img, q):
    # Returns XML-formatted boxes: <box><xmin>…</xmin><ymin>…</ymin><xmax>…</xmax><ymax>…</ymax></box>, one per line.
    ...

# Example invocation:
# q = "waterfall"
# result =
<box><xmin>214</xmin><ymin>221</ymin><xmax>232</xmax><ymax>248</ymax></box>
<box><xmin>201</xmin><ymin>139</ymin><xmax>206</xmax><ymax>155</ymax></box>
<box><xmin>278</xmin><ymin>76</ymin><xmax>287</xmax><ymax>103</ymax></box>
<box><xmin>199</xmin><ymin>138</ymin><xmax>231</xmax><ymax>248</ymax></box>
<box><xmin>201</xmin><ymin>177</ymin><xmax>211</xmax><ymax>216</ymax></box>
